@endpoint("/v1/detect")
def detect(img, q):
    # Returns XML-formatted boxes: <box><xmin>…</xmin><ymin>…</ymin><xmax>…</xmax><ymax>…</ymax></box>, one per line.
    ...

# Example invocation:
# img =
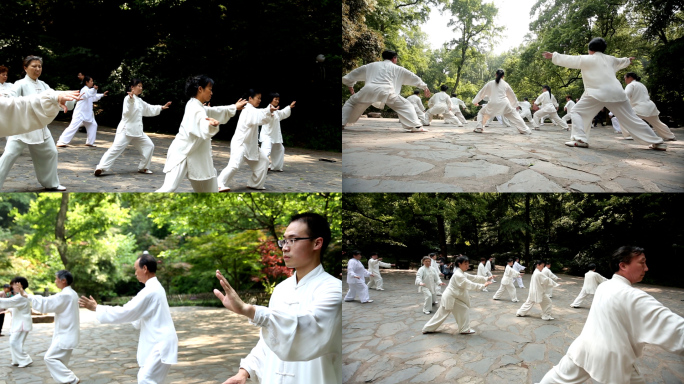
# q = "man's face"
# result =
<box><xmin>536</xmin><ymin>263</ymin><xmax>545</xmax><ymax>271</ymax></box>
<box><xmin>54</xmin><ymin>275</ymin><xmax>67</xmax><ymax>290</ymax></box>
<box><xmin>621</xmin><ymin>253</ymin><xmax>648</xmax><ymax>284</ymax></box>
<box><xmin>282</xmin><ymin>221</ymin><xmax>318</xmax><ymax>268</ymax></box>
<box><xmin>423</xmin><ymin>259</ymin><xmax>431</xmax><ymax>267</ymax></box>
<box><xmin>134</xmin><ymin>259</ymin><xmax>146</xmax><ymax>283</ymax></box>
<box><xmin>271</xmin><ymin>97</ymin><xmax>280</xmax><ymax>107</ymax></box>
<box><xmin>391</xmin><ymin>57</ymin><xmax>398</xmax><ymax>64</ymax></box>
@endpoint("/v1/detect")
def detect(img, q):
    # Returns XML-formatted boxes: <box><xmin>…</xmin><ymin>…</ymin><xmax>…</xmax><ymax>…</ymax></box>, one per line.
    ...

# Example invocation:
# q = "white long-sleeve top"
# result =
<box><xmin>542</xmin><ymin>266</ymin><xmax>559</xmax><ymax>281</ymax></box>
<box><xmin>581</xmin><ymin>270</ymin><xmax>609</xmax><ymax>294</ymax></box>
<box><xmin>518</xmin><ymin>101</ymin><xmax>531</xmax><ymax>111</ymax></box>
<box><xmin>566</xmin><ymin>274</ymin><xmax>684</xmax><ymax>384</ymax></box>
<box><xmin>564</xmin><ymin>100</ymin><xmax>575</xmax><ymax>113</ymax></box>
<box><xmin>95</xmin><ymin>277</ymin><xmax>178</xmax><ymax>366</ymax></box>
<box><xmin>0</xmin><ymin>81</ymin><xmax>13</xmax><ymax>97</ymax></box>
<box><xmin>259</xmin><ymin>105</ymin><xmax>290</xmax><ymax>144</ymax></box>
<box><xmin>232</xmin><ymin>103</ymin><xmax>273</xmax><ymax>161</ymax></box>
<box><xmin>477</xmin><ymin>263</ymin><xmax>489</xmax><ymax>277</ymax></box>
<box><xmin>163</xmin><ymin>98</ymin><xmax>237</xmax><ymax>180</ymax></box>
<box><xmin>0</xmin><ymin>294</ymin><xmax>32</xmax><ymax>333</ymax></box>
<box><xmin>534</xmin><ymin>91</ymin><xmax>560</xmax><ymax>115</ymax></box>
<box><xmin>472</xmin><ymin>79</ymin><xmax>520</xmax><ymax>115</ymax></box>
<box><xmin>0</xmin><ymin>92</ymin><xmax>68</xmax><ymax>137</ymax></box>
<box><xmin>346</xmin><ymin>258</ymin><xmax>371</xmax><ymax>284</ymax></box>
<box><xmin>429</xmin><ymin>260</ymin><xmax>443</xmax><ymax>283</ymax></box>
<box><xmin>9</xmin><ymin>75</ymin><xmax>53</xmax><ymax>144</ymax></box>
<box><xmin>240</xmin><ymin>264</ymin><xmax>342</xmax><ymax>384</ymax></box>
<box><xmin>625</xmin><ymin>80</ymin><xmax>659</xmax><ymax>117</ymax></box>
<box><xmin>415</xmin><ymin>265</ymin><xmax>440</xmax><ymax>294</ymax></box>
<box><xmin>527</xmin><ymin>268</ymin><xmax>559</xmax><ymax>303</ymax></box>
<box><xmin>406</xmin><ymin>94</ymin><xmax>425</xmax><ymax>112</ymax></box>
<box><xmin>427</xmin><ymin>91</ymin><xmax>453</xmax><ymax>114</ymax></box>
<box><xmin>450</xmin><ymin>97</ymin><xmax>466</xmax><ymax>111</ymax></box>
<box><xmin>71</xmin><ymin>86</ymin><xmax>105</xmax><ymax>123</ymax></box>
<box><xmin>500</xmin><ymin>265</ymin><xmax>521</xmax><ymax>286</ymax></box>
<box><xmin>342</xmin><ymin>60</ymin><xmax>427</xmax><ymax>110</ymax></box>
<box><xmin>513</xmin><ymin>261</ymin><xmax>526</xmax><ymax>273</ymax></box>
<box><xmin>367</xmin><ymin>258</ymin><xmax>391</xmax><ymax>277</ymax></box>
<box><xmin>440</xmin><ymin>268</ymin><xmax>487</xmax><ymax>310</ymax></box>
<box><xmin>29</xmin><ymin>286</ymin><xmax>79</xmax><ymax>349</ymax></box>
<box><xmin>551</xmin><ymin>52</ymin><xmax>631</xmax><ymax>102</ymax></box>
<box><xmin>117</xmin><ymin>95</ymin><xmax>163</xmax><ymax>137</ymax></box>
<box><xmin>485</xmin><ymin>260</ymin><xmax>493</xmax><ymax>273</ymax></box>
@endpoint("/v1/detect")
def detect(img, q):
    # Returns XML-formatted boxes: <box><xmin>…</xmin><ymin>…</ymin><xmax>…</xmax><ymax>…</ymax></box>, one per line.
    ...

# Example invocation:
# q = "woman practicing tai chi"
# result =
<box><xmin>472</xmin><ymin>69</ymin><xmax>532</xmax><ymax>135</ymax></box>
<box><xmin>259</xmin><ymin>92</ymin><xmax>295</xmax><ymax>172</ymax></box>
<box><xmin>94</xmin><ymin>78</ymin><xmax>171</xmax><ymax>176</ymax></box>
<box><xmin>422</xmin><ymin>256</ymin><xmax>493</xmax><ymax>335</ymax></box>
<box><xmin>623</xmin><ymin>72</ymin><xmax>677</xmax><ymax>141</ymax></box>
<box><xmin>542</xmin><ymin>37</ymin><xmax>666</xmax><ymax>150</ymax></box>
<box><xmin>416</xmin><ymin>256</ymin><xmax>445</xmax><ymax>315</ymax></box>
<box><xmin>492</xmin><ymin>258</ymin><xmax>523</xmax><ymax>302</ymax></box>
<box><xmin>516</xmin><ymin>260</ymin><xmax>559</xmax><ymax>320</ymax></box>
<box><xmin>56</xmin><ymin>76</ymin><xmax>108</xmax><ymax>147</ymax></box>
<box><xmin>532</xmin><ymin>86</ymin><xmax>569</xmax><ymax>131</ymax></box>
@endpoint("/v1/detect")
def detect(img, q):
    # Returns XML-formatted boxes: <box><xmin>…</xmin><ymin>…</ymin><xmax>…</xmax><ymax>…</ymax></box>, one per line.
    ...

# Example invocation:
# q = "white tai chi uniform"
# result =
<box><xmin>532</xmin><ymin>92</ymin><xmax>569</xmax><ymax>129</ymax></box>
<box><xmin>0</xmin><ymin>81</ymin><xmax>13</xmax><ymax>97</ymax></box>
<box><xmin>344</xmin><ymin>258</ymin><xmax>372</xmax><ymax>303</ymax></box>
<box><xmin>472</xmin><ymin>80</ymin><xmax>531</xmax><ymax>134</ymax></box>
<box><xmin>56</xmin><ymin>86</ymin><xmax>105</xmax><ymax>145</ymax></box>
<box><xmin>542</xmin><ymin>266</ymin><xmax>560</xmax><ymax>297</ymax></box>
<box><xmin>624</xmin><ymin>80</ymin><xmax>676</xmax><ymax>140</ymax></box>
<box><xmin>406</xmin><ymin>94</ymin><xmax>429</xmax><ymax>126</ymax></box>
<box><xmin>538</xmin><ymin>274</ymin><xmax>684</xmax><ymax>384</ymax></box>
<box><xmin>610</xmin><ymin>112</ymin><xmax>624</xmax><ymax>134</ymax></box>
<box><xmin>95</xmin><ymin>277</ymin><xmax>178</xmax><ymax>384</ymax></box>
<box><xmin>551</xmin><ymin>52</ymin><xmax>664</xmax><ymax>147</ymax></box>
<box><xmin>562</xmin><ymin>100</ymin><xmax>575</xmax><ymax>123</ymax></box>
<box><xmin>0</xmin><ymin>295</ymin><xmax>33</xmax><ymax>367</ymax></box>
<box><xmin>485</xmin><ymin>260</ymin><xmax>495</xmax><ymax>281</ymax></box>
<box><xmin>217</xmin><ymin>104</ymin><xmax>272</xmax><ymax>190</ymax></box>
<box><xmin>516</xmin><ymin>268</ymin><xmax>559</xmax><ymax>319</ymax></box>
<box><xmin>259</xmin><ymin>105</ymin><xmax>291</xmax><ymax>171</ymax></box>
<box><xmin>96</xmin><ymin>95</ymin><xmax>162</xmax><ymax>173</ymax></box>
<box><xmin>422</xmin><ymin>268</ymin><xmax>487</xmax><ymax>333</ymax></box>
<box><xmin>477</xmin><ymin>263</ymin><xmax>491</xmax><ymax>291</ymax></box>
<box><xmin>157</xmin><ymin>99</ymin><xmax>237</xmax><ymax>192</ymax></box>
<box><xmin>239</xmin><ymin>264</ymin><xmax>342</xmax><ymax>384</ymax></box>
<box><xmin>0</xmin><ymin>75</ymin><xmax>61</xmax><ymax>190</ymax></box>
<box><xmin>426</xmin><ymin>92</ymin><xmax>461</xmax><ymax>125</ymax></box>
<box><xmin>415</xmin><ymin>265</ymin><xmax>440</xmax><ymax>313</ymax></box>
<box><xmin>367</xmin><ymin>258</ymin><xmax>392</xmax><ymax>290</ymax></box>
<box><xmin>342</xmin><ymin>60</ymin><xmax>427</xmax><ymax>130</ymax></box>
<box><xmin>430</xmin><ymin>260</ymin><xmax>444</xmax><ymax>295</ymax></box>
<box><xmin>492</xmin><ymin>265</ymin><xmax>521</xmax><ymax>301</ymax></box>
<box><xmin>28</xmin><ymin>286</ymin><xmax>80</xmax><ymax>384</ymax></box>
<box><xmin>0</xmin><ymin>92</ymin><xmax>71</xmax><ymax>138</ymax></box>
<box><xmin>513</xmin><ymin>261</ymin><xmax>526</xmax><ymax>288</ymax></box>
<box><xmin>570</xmin><ymin>270</ymin><xmax>608</xmax><ymax>307</ymax></box>
<box><xmin>450</xmin><ymin>97</ymin><xmax>468</xmax><ymax>125</ymax></box>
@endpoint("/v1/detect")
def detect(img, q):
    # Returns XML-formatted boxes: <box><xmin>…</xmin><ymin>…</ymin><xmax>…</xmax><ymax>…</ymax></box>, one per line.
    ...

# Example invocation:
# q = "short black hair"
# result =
<box><xmin>10</xmin><ymin>276</ymin><xmax>28</xmax><ymax>289</ymax></box>
<box><xmin>480</xmin><ymin>257</ymin><xmax>486</xmax><ymax>262</ymax></box>
<box><xmin>440</xmin><ymin>84</ymin><xmax>448</xmax><ymax>92</ymax></box>
<box><xmin>588</xmin><ymin>263</ymin><xmax>596</xmax><ymax>270</ymax></box>
<box><xmin>56</xmin><ymin>270</ymin><xmax>73</xmax><ymax>286</ymax></box>
<box><xmin>138</xmin><ymin>253</ymin><xmax>158</xmax><ymax>273</ymax></box>
<box><xmin>534</xmin><ymin>260</ymin><xmax>545</xmax><ymax>267</ymax></box>
<box><xmin>81</xmin><ymin>75</ymin><xmax>92</xmax><ymax>88</ymax></box>
<box><xmin>611</xmin><ymin>246</ymin><xmax>644</xmax><ymax>273</ymax></box>
<box><xmin>625</xmin><ymin>72</ymin><xmax>641</xmax><ymax>81</ymax></box>
<box><xmin>456</xmin><ymin>255</ymin><xmax>469</xmax><ymax>266</ymax></box>
<box><xmin>382</xmin><ymin>50</ymin><xmax>398</xmax><ymax>60</ymax></box>
<box><xmin>428</xmin><ymin>252</ymin><xmax>436</xmax><ymax>257</ymax></box>
<box><xmin>185</xmin><ymin>75</ymin><xmax>214</xmax><ymax>99</ymax></box>
<box><xmin>2</xmin><ymin>284</ymin><xmax>10</xmax><ymax>289</ymax></box>
<box><xmin>352</xmin><ymin>250</ymin><xmax>361</xmax><ymax>256</ymax></box>
<box><xmin>414</xmin><ymin>89</ymin><xmax>421</xmax><ymax>95</ymax></box>
<box><xmin>242</xmin><ymin>88</ymin><xmax>261</xmax><ymax>100</ymax></box>
<box><xmin>270</xmin><ymin>92</ymin><xmax>280</xmax><ymax>100</ymax></box>
<box><xmin>588</xmin><ymin>37</ymin><xmax>607</xmax><ymax>53</ymax></box>
<box><xmin>523</xmin><ymin>97</ymin><xmax>528</xmax><ymax>101</ymax></box>
<box><xmin>507</xmin><ymin>258</ymin><xmax>514</xmax><ymax>263</ymax></box>
<box><xmin>128</xmin><ymin>78</ymin><xmax>143</xmax><ymax>93</ymax></box>
<box><xmin>451</xmin><ymin>93</ymin><xmax>457</xmax><ymax>97</ymax></box>
<box><xmin>370</xmin><ymin>252</ymin><xmax>378</xmax><ymax>256</ymax></box>
<box><xmin>289</xmin><ymin>212</ymin><xmax>332</xmax><ymax>254</ymax></box>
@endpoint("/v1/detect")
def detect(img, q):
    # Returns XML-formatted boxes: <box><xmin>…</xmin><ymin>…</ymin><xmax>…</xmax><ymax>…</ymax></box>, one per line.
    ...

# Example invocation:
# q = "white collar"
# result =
<box><xmin>612</xmin><ymin>274</ymin><xmax>632</xmax><ymax>286</ymax></box>
<box><xmin>294</xmin><ymin>264</ymin><xmax>323</xmax><ymax>288</ymax></box>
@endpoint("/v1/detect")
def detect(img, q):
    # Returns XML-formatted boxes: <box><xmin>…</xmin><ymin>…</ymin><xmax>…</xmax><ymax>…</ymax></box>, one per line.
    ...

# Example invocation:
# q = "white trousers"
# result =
<box><xmin>260</xmin><ymin>138</ymin><xmax>285</xmax><ymax>171</ymax></box>
<box><xmin>342</xmin><ymin>93</ymin><xmax>422</xmax><ymax>129</ymax></box>
<box><xmin>533</xmin><ymin>110</ymin><xmax>568</xmax><ymax>129</ymax></box>
<box><xmin>638</xmin><ymin>115</ymin><xmax>675</xmax><ymax>140</ymax></box>
<box><xmin>156</xmin><ymin>159</ymin><xmax>217</xmax><ymax>192</ymax></box>
<box><xmin>519</xmin><ymin>109</ymin><xmax>533</xmax><ymax>122</ymax></box>
<box><xmin>452</xmin><ymin>109</ymin><xmax>468</xmax><ymax>125</ymax></box>
<box><xmin>569</xmin><ymin>97</ymin><xmax>663</xmax><ymax>145</ymax></box>
<box><xmin>476</xmin><ymin>106</ymin><xmax>531</xmax><ymax>134</ymax></box>
<box><xmin>411</xmin><ymin>105</ymin><xmax>430</xmax><ymax>126</ymax></box>
<box><xmin>422</xmin><ymin>300</ymin><xmax>471</xmax><ymax>333</ymax></box>
<box><xmin>0</xmin><ymin>137</ymin><xmax>60</xmax><ymax>189</ymax></box>
<box><xmin>538</xmin><ymin>355</ymin><xmax>645</xmax><ymax>384</ymax></box>
<box><xmin>217</xmin><ymin>147</ymin><xmax>268</xmax><ymax>190</ymax></box>
<box><xmin>96</xmin><ymin>131</ymin><xmax>155</xmax><ymax>172</ymax></box>
<box><xmin>45</xmin><ymin>342</ymin><xmax>78</xmax><ymax>384</ymax></box>
<box><xmin>562</xmin><ymin>113</ymin><xmax>572</xmax><ymax>123</ymax></box>
<box><xmin>367</xmin><ymin>275</ymin><xmax>383</xmax><ymax>290</ymax></box>
<box><xmin>420</xmin><ymin>287</ymin><xmax>436</xmax><ymax>313</ymax></box>
<box><xmin>10</xmin><ymin>331</ymin><xmax>32</xmax><ymax>366</ymax></box>
<box><xmin>344</xmin><ymin>280</ymin><xmax>370</xmax><ymax>303</ymax></box>
<box><xmin>515</xmin><ymin>277</ymin><xmax>524</xmax><ymax>288</ymax></box>
<box><xmin>570</xmin><ymin>289</ymin><xmax>591</xmax><ymax>307</ymax></box>
<box><xmin>137</xmin><ymin>346</ymin><xmax>172</xmax><ymax>384</ymax></box>
<box><xmin>516</xmin><ymin>295</ymin><xmax>552</xmax><ymax>317</ymax></box>
<box><xmin>57</xmin><ymin>118</ymin><xmax>97</xmax><ymax>145</ymax></box>
<box><xmin>492</xmin><ymin>282</ymin><xmax>518</xmax><ymax>301</ymax></box>
<box><xmin>546</xmin><ymin>286</ymin><xmax>555</xmax><ymax>298</ymax></box>
<box><xmin>427</xmin><ymin>106</ymin><xmax>462</xmax><ymax>126</ymax></box>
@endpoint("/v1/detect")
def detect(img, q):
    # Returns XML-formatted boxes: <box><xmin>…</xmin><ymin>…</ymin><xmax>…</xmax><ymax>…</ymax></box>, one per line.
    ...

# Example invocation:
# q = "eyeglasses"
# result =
<box><xmin>277</xmin><ymin>237</ymin><xmax>313</xmax><ymax>248</ymax></box>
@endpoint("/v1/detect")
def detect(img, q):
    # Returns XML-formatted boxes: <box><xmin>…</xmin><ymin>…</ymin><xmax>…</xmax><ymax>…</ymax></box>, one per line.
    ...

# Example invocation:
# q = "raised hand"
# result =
<box><xmin>162</xmin><ymin>101</ymin><xmax>172</xmax><ymax>110</ymax></box>
<box><xmin>424</xmin><ymin>88</ymin><xmax>431</xmax><ymax>98</ymax></box>
<box><xmin>269</xmin><ymin>104</ymin><xmax>280</xmax><ymax>113</ymax></box>
<box><xmin>79</xmin><ymin>295</ymin><xmax>98</xmax><ymax>311</ymax></box>
<box><xmin>235</xmin><ymin>98</ymin><xmax>248</xmax><ymax>110</ymax></box>
<box><xmin>205</xmin><ymin>117</ymin><xmax>220</xmax><ymax>127</ymax></box>
<box><xmin>103</xmin><ymin>90</ymin><xmax>109</xmax><ymax>96</ymax></box>
<box><xmin>542</xmin><ymin>52</ymin><xmax>553</xmax><ymax>59</ymax></box>
<box><xmin>348</xmin><ymin>86</ymin><xmax>355</xmax><ymax>95</ymax></box>
<box><xmin>128</xmin><ymin>91</ymin><xmax>135</xmax><ymax>99</ymax></box>
<box><xmin>222</xmin><ymin>369</ymin><xmax>250</xmax><ymax>384</ymax></box>
<box><xmin>213</xmin><ymin>270</ymin><xmax>254</xmax><ymax>319</ymax></box>
<box><xmin>57</xmin><ymin>91</ymin><xmax>83</xmax><ymax>113</ymax></box>
<box><xmin>289</xmin><ymin>101</ymin><xmax>296</xmax><ymax>108</ymax></box>
<box><xmin>13</xmin><ymin>282</ymin><xmax>27</xmax><ymax>297</ymax></box>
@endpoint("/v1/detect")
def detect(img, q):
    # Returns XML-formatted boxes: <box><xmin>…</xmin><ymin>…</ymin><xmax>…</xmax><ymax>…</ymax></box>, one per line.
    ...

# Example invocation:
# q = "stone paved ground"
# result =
<box><xmin>343</xmin><ymin>269</ymin><xmax>684</xmax><ymax>384</ymax></box>
<box><xmin>0</xmin><ymin>122</ymin><xmax>341</xmax><ymax>192</ymax></box>
<box><xmin>0</xmin><ymin>307</ymin><xmax>260</xmax><ymax>384</ymax></box>
<box><xmin>343</xmin><ymin>118</ymin><xmax>684</xmax><ymax>192</ymax></box>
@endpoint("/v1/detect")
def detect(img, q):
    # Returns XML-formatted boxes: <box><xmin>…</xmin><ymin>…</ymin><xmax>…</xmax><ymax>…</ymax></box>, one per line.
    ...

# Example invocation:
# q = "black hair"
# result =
<box><xmin>81</xmin><ymin>75</ymin><xmax>92</xmax><ymax>88</ymax></box>
<box><xmin>352</xmin><ymin>250</ymin><xmax>361</xmax><ymax>256</ymax></box>
<box><xmin>270</xmin><ymin>92</ymin><xmax>280</xmax><ymax>100</ymax></box>
<box><xmin>456</xmin><ymin>255</ymin><xmax>469</xmax><ymax>266</ymax></box>
<box><xmin>289</xmin><ymin>212</ymin><xmax>332</xmax><ymax>254</ymax></box>
<box><xmin>542</xmin><ymin>85</ymin><xmax>551</xmax><ymax>100</ymax></box>
<box><xmin>534</xmin><ymin>260</ymin><xmax>545</xmax><ymax>267</ymax></box>
<box><xmin>128</xmin><ymin>78</ymin><xmax>143</xmax><ymax>92</ymax></box>
<box><xmin>523</xmin><ymin>97</ymin><xmax>528</xmax><ymax>101</ymax></box>
<box><xmin>566</xmin><ymin>95</ymin><xmax>572</xmax><ymax>100</ymax></box>
<box><xmin>588</xmin><ymin>37</ymin><xmax>607</xmax><ymax>53</ymax></box>
<box><xmin>480</xmin><ymin>257</ymin><xmax>486</xmax><ymax>262</ymax></box>
<box><xmin>507</xmin><ymin>258</ymin><xmax>514</xmax><ymax>263</ymax></box>
<box><xmin>138</xmin><ymin>253</ymin><xmax>158</xmax><ymax>273</ymax></box>
<box><xmin>23</xmin><ymin>55</ymin><xmax>43</xmax><ymax>68</ymax></box>
<box><xmin>495</xmin><ymin>69</ymin><xmax>505</xmax><ymax>84</ymax></box>
<box><xmin>185</xmin><ymin>75</ymin><xmax>214</xmax><ymax>99</ymax></box>
<box><xmin>611</xmin><ymin>246</ymin><xmax>644</xmax><ymax>273</ymax></box>
<box><xmin>2</xmin><ymin>284</ymin><xmax>10</xmax><ymax>289</ymax></box>
<box><xmin>413</xmin><ymin>89</ymin><xmax>421</xmax><ymax>95</ymax></box>
<box><xmin>429</xmin><ymin>253</ymin><xmax>437</xmax><ymax>258</ymax></box>
<box><xmin>451</xmin><ymin>93</ymin><xmax>458</xmax><ymax>97</ymax></box>
<box><xmin>242</xmin><ymin>88</ymin><xmax>261</xmax><ymax>100</ymax></box>
<box><xmin>625</xmin><ymin>72</ymin><xmax>641</xmax><ymax>81</ymax></box>
<box><xmin>370</xmin><ymin>252</ymin><xmax>378</xmax><ymax>256</ymax></box>
<box><xmin>588</xmin><ymin>263</ymin><xmax>597</xmax><ymax>270</ymax></box>
<box><xmin>382</xmin><ymin>50</ymin><xmax>398</xmax><ymax>60</ymax></box>
<box><xmin>56</xmin><ymin>270</ymin><xmax>73</xmax><ymax>286</ymax></box>
<box><xmin>10</xmin><ymin>276</ymin><xmax>28</xmax><ymax>290</ymax></box>
<box><xmin>545</xmin><ymin>261</ymin><xmax>551</xmax><ymax>266</ymax></box>
<box><xmin>440</xmin><ymin>84</ymin><xmax>448</xmax><ymax>92</ymax></box>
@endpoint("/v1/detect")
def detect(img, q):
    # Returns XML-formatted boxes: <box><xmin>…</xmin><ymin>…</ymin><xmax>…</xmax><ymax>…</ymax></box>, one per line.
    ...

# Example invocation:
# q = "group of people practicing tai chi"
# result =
<box><xmin>342</xmin><ymin>37</ymin><xmax>676</xmax><ymax>151</ymax></box>
<box><xmin>0</xmin><ymin>56</ymin><xmax>296</xmax><ymax>192</ymax></box>
<box><xmin>0</xmin><ymin>212</ymin><xmax>342</xmax><ymax>384</ymax></box>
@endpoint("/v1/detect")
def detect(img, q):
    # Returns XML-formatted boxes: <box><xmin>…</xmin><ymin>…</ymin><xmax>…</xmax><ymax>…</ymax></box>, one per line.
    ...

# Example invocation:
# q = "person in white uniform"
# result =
<box><xmin>156</xmin><ymin>75</ymin><xmax>246</xmax><ymax>192</ymax></box>
<box><xmin>561</xmin><ymin>95</ymin><xmax>575</xmax><ymax>125</ymax></box>
<box><xmin>1</xmin><ymin>56</ymin><xmax>66</xmax><ymax>191</ymax></box>
<box><xmin>0</xmin><ymin>66</ymin><xmax>13</xmax><ymax>97</ymax></box>
<box><xmin>542</xmin><ymin>37</ymin><xmax>666</xmax><ymax>150</ymax></box>
<box><xmin>367</xmin><ymin>252</ymin><xmax>394</xmax><ymax>290</ymax></box>
<box><xmin>79</xmin><ymin>253</ymin><xmax>178</xmax><ymax>384</ymax></box>
<box><xmin>624</xmin><ymin>72</ymin><xmax>676</xmax><ymax>141</ymax></box>
<box><xmin>477</xmin><ymin>258</ymin><xmax>492</xmax><ymax>292</ymax></box>
<box><xmin>516</xmin><ymin>260</ymin><xmax>560</xmax><ymax>320</ymax></box>
<box><xmin>426</xmin><ymin>85</ymin><xmax>462</xmax><ymax>125</ymax></box>
<box><xmin>16</xmin><ymin>270</ymin><xmax>80</xmax><ymax>384</ymax></box>
<box><xmin>0</xmin><ymin>91</ymin><xmax>81</xmax><ymax>137</ymax></box>
<box><xmin>532</xmin><ymin>85</ymin><xmax>569</xmax><ymax>130</ymax></box>
<box><xmin>344</xmin><ymin>250</ymin><xmax>373</xmax><ymax>303</ymax></box>
<box><xmin>450</xmin><ymin>93</ymin><xmax>468</xmax><ymax>125</ymax></box>
<box><xmin>416</xmin><ymin>256</ymin><xmax>444</xmax><ymax>314</ymax></box>
<box><xmin>542</xmin><ymin>261</ymin><xmax>561</xmax><ymax>298</ymax></box>
<box><xmin>342</xmin><ymin>50</ymin><xmax>431</xmax><ymax>132</ymax></box>
<box><xmin>609</xmin><ymin>112</ymin><xmax>624</xmax><ymax>134</ymax></box>
<box><xmin>422</xmin><ymin>256</ymin><xmax>493</xmax><ymax>334</ymax></box>
<box><xmin>538</xmin><ymin>246</ymin><xmax>684</xmax><ymax>384</ymax></box>
<box><xmin>56</xmin><ymin>76</ymin><xmax>108</xmax><ymax>147</ymax></box>
<box><xmin>406</xmin><ymin>89</ymin><xmax>430</xmax><ymax>126</ymax></box>
<box><xmin>429</xmin><ymin>253</ymin><xmax>445</xmax><ymax>295</ymax></box>
<box><xmin>259</xmin><ymin>92</ymin><xmax>295</xmax><ymax>172</ymax></box>
<box><xmin>217</xmin><ymin>89</ymin><xmax>275</xmax><ymax>192</ymax></box>
<box><xmin>485</xmin><ymin>257</ymin><xmax>496</xmax><ymax>282</ymax></box>
<box><xmin>569</xmin><ymin>263</ymin><xmax>608</xmax><ymax>308</ymax></box>
<box><xmin>517</xmin><ymin>97</ymin><xmax>534</xmax><ymax>123</ymax></box>
<box><xmin>513</xmin><ymin>257</ymin><xmax>526</xmax><ymax>288</ymax></box>
<box><xmin>472</xmin><ymin>69</ymin><xmax>532</xmax><ymax>135</ymax></box>
<box><xmin>94</xmin><ymin>78</ymin><xmax>171</xmax><ymax>176</ymax></box>
<box><xmin>493</xmin><ymin>258</ymin><xmax>523</xmax><ymax>302</ymax></box>
<box><xmin>215</xmin><ymin>212</ymin><xmax>342</xmax><ymax>384</ymax></box>
<box><xmin>0</xmin><ymin>277</ymin><xmax>33</xmax><ymax>367</ymax></box>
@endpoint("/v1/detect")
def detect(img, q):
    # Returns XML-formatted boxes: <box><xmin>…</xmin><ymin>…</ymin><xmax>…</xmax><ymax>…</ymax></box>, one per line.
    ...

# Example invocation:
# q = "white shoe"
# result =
<box><xmin>483</xmin><ymin>288</ymin><xmax>489</xmax><ymax>292</ymax></box>
<box><xmin>516</xmin><ymin>313</ymin><xmax>525</xmax><ymax>317</ymax></box>
<box><xmin>424</xmin><ymin>311</ymin><xmax>431</xmax><ymax>315</ymax></box>
<box><xmin>650</xmin><ymin>143</ymin><xmax>667</xmax><ymax>151</ymax></box>
<box><xmin>460</xmin><ymin>329</ymin><xmax>476</xmax><ymax>334</ymax></box>
<box><xmin>541</xmin><ymin>316</ymin><xmax>555</xmax><ymax>321</ymax></box>
<box><xmin>512</xmin><ymin>299</ymin><xmax>519</xmax><ymax>302</ymax></box>
<box><xmin>410</xmin><ymin>127</ymin><xmax>429</xmax><ymax>132</ymax></box>
<box><xmin>473</xmin><ymin>127</ymin><xmax>484</xmax><ymax>133</ymax></box>
<box><xmin>376</xmin><ymin>288</ymin><xmax>384</xmax><ymax>291</ymax></box>
<box><xmin>45</xmin><ymin>185</ymin><xmax>67</xmax><ymax>191</ymax></box>
<box><xmin>570</xmin><ymin>305</ymin><xmax>580</xmax><ymax>308</ymax></box>
<box><xmin>361</xmin><ymin>300</ymin><xmax>373</xmax><ymax>304</ymax></box>
<box><xmin>565</xmin><ymin>140</ymin><xmax>588</xmax><ymax>148</ymax></box>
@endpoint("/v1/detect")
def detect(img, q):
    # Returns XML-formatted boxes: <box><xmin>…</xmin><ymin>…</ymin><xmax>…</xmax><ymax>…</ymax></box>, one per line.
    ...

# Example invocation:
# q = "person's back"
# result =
<box><xmin>553</xmin><ymin>52</ymin><xmax>629</xmax><ymax>102</ymax></box>
<box><xmin>52</xmin><ymin>286</ymin><xmax>80</xmax><ymax>348</ymax></box>
<box><xmin>407</xmin><ymin>94</ymin><xmax>423</xmax><ymax>110</ymax></box>
<box><xmin>625</xmin><ymin>80</ymin><xmax>658</xmax><ymax>116</ymax></box>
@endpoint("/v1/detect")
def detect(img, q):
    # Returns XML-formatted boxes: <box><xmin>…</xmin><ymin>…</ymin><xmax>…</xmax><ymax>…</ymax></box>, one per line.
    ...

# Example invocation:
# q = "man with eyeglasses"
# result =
<box><xmin>213</xmin><ymin>212</ymin><xmax>342</xmax><ymax>384</ymax></box>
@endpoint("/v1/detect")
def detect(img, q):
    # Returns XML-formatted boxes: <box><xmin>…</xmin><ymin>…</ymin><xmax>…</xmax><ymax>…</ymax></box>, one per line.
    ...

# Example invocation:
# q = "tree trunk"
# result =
<box><xmin>55</xmin><ymin>193</ymin><xmax>70</xmax><ymax>269</ymax></box>
<box><xmin>524</xmin><ymin>194</ymin><xmax>531</xmax><ymax>265</ymax></box>
<box><xmin>436</xmin><ymin>215</ymin><xmax>447</xmax><ymax>258</ymax></box>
